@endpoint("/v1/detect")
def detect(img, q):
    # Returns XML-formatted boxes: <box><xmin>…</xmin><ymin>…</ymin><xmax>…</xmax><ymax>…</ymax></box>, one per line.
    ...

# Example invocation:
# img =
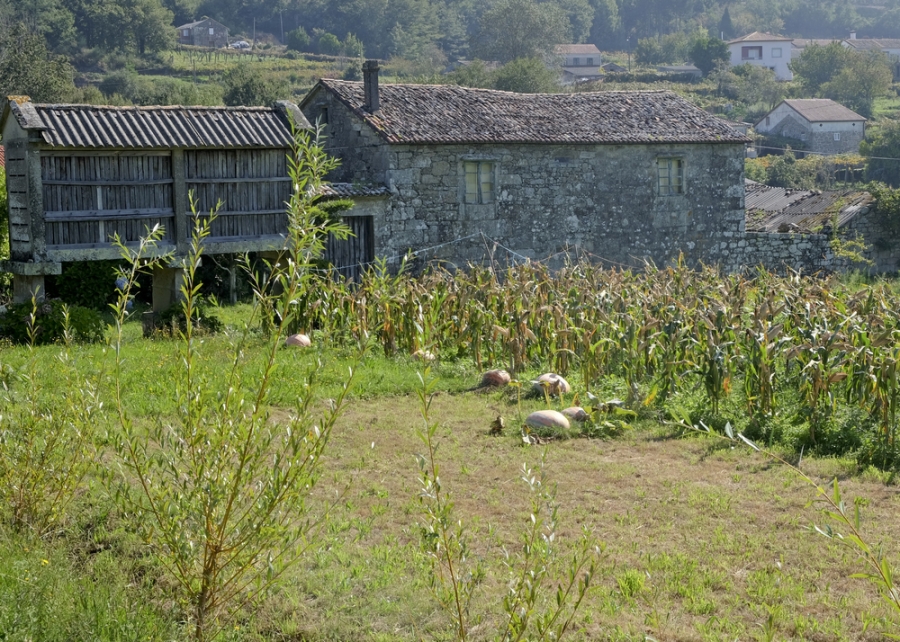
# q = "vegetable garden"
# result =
<box><xmin>296</xmin><ymin>258</ymin><xmax>900</xmax><ymax>471</ymax></box>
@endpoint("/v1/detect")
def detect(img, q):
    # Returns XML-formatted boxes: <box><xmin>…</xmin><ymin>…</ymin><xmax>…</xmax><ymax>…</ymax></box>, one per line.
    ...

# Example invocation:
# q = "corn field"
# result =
<box><xmin>293</xmin><ymin>258</ymin><xmax>900</xmax><ymax>469</ymax></box>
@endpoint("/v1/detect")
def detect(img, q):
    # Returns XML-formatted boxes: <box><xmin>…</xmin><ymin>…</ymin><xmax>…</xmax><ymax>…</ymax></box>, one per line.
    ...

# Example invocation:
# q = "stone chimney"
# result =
<box><xmin>850</xmin><ymin>30</ymin><xmax>857</xmax><ymax>40</ymax></box>
<box><xmin>362</xmin><ymin>60</ymin><xmax>380</xmax><ymax>113</ymax></box>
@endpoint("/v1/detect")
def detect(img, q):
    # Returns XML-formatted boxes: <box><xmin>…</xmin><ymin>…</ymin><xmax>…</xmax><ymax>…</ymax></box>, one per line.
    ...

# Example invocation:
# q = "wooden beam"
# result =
<box><xmin>41</xmin><ymin>178</ymin><xmax>175</xmax><ymax>186</ymax></box>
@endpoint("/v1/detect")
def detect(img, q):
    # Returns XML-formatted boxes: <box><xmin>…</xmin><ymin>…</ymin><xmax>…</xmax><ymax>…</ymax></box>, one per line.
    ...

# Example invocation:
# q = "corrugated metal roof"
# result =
<box><xmin>307</xmin><ymin>80</ymin><xmax>751</xmax><ymax>145</ymax></box>
<box><xmin>745</xmin><ymin>179</ymin><xmax>874</xmax><ymax>233</ymax></box>
<box><xmin>4</xmin><ymin>99</ymin><xmax>309</xmax><ymax>149</ymax></box>
<box><xmin>319</xmin><ymin>182</ymin><xmax>390</xmax><ymax>198</ymax></box>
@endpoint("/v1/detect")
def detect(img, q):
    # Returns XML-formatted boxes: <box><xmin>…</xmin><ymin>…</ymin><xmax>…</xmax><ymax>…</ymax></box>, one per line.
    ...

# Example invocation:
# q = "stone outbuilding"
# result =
<box><xmin>300</xmin><ymin>62</ymin><xmax>750</xmax><ymax>271</ymax></box>
<box><xmin>755</xmin><ymin>99</ymin><xmax>865</xmax><ymax>155</ymax></box>
<box><xmin>176</xmin><ymin>17</ymin><xmax>229</xmax><ymax>48</ymax></box>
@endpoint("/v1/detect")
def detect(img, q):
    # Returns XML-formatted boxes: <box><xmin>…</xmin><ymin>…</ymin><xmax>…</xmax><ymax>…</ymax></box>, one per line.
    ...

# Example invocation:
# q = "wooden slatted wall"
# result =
<box><xmin>325</xmin><ymin>215</ymin><xmax>374</xmax><ymax>282</ymax></box>
<box><xmin>184</xmin><ymin>149</ymin><xmax>291</xmax><ymax>240</ymax></box>
<box><xmin>41</xmin><ymin>152</ymin><xmax>175</xmax><ymax>247</ymax></box>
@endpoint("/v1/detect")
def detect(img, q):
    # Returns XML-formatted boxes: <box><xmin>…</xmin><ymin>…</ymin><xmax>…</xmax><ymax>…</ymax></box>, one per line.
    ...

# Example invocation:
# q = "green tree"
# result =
<box><xmin>222</xmin><ymin>65</ymin><xmax>287</xmax><ymax>106</ymax></box>
<box><xmin>822</xmin><ymin>50</ymin><xmax>892</xmax><ymax>119</ymax></box>
<box><xmin>588</xmin><ymin>0</ymin><xmax>619</xmax><ymax>48</ymax></box>
<box><xmin>285</xmin><ymin>26</ymin><xmax>310</xmax><ymax>52</ymax></box>
<box><xmin>449</xmin><ymin>59</ymin><xmax>496</xmax><ymax>88</ymax></box>
<box><xmin>732</xmin><ymin>63</ymin><xmax>785</xmax><ymax>110</ymax></box>
<box><xmin>128</xmin><ymin>0</ymin><xmax>175</xmax><ymax>54</ymax></box>
<box><xmin>718</xmin><ymin>6</ymin><xmax>734</xmax><ymax>40</ymax></box>
<box><xmin>318</xmin><ymin>31</ymin><xmax>341</xmax><ymax>55</ymax></box>
<box><xmin>790</xmin><ymin>42</ymin><xmax>853</xmax><ymax>94</ymax></box>
<box><xmin>472</xmin><ymin>0</ymin><xmax>569</xmax><ymax>63</ymax></box>
<box><xmin>0</xmin><ymin>25</ymin><xmax>74</xmax><ymax>102</ymax></box>
<box><xmin>493</xmin><ymin>57</ymin><xmax>560</xmax><ymax>93</ymax></box>
<box><xmin>634</xmin><ymin>37</ymin><xmax>664</xmax><ymax>65</ymax></box>
<box><xmin>688</xmin><ymin>33</ymin><xmax>728</xmax><ymax>76</ymax></box>
<box><xmin>554</xmin><ymin>0</ymin><xmax>594</xmax><ymax>43</ymax></box>
<box><xmin>863</xmin><ymin>119</ymin><xmax>900</xmax><ymax>187</ymax></box>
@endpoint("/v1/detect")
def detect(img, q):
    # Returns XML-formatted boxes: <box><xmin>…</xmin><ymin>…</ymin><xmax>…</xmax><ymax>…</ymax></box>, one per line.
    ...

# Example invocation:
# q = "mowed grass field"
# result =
<box><xmin>0</xmin><ymin>310</ymin><xmax>899</xmax><ymax>641</ymax></box>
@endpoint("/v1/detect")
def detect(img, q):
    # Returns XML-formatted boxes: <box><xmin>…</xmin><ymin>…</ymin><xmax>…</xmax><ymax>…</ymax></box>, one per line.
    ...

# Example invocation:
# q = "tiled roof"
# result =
<box><xmin>843</xmin><ymin>38</ymin><xmax>900</xmax><ymax>50</ymax></box>
<box><xmin>745</xmin><ymin>179</ymin><xmax>873</xmax><ymax>233</ymax></box>
<box><xmin>309</xmin><ymin>80</ymin><xmax>751</xmax><ymax>145</ymax></box>
<box><xmin>791</xmin><ymin>39</ymin><xmax>839</xmax><ymax>48</ymax></box>
<box><xmin>554</xmin><ymin>44</ymin><xmax>602</xmax><ymax>55</ymax></box>
<box><xmin>728</xmin><ymin>31</ymin><xmax>793</xmax><ymax>44</ymax></box>
<box><xmin>318</xmin><ymin>182</ymin><xmax>390</xmax><ymax>198</ymax></box>
<box><xmin>779</xmin><ymin>99</ymin><xmax>864</xmax><ymax>123</ymax></box>
<box><xmin>2</xmin><ymin>99</ymin><xmax>308</xmax><ymax>149</ymax></box>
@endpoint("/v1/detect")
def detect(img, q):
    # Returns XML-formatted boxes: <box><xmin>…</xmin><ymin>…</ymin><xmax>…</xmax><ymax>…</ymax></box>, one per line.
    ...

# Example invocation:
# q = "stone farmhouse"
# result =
<box><xmin>176</xmin><ymin>17</ymin><xmax>229</xmax><ymax>48</ymax></box>
<box><xmin>300</xmin><ymin>61</ymin><xmax>750</xmax><ymax>272</ymax></box>
<box><xmin>727</xmin><ymin>32</ymin><xmax>794</xmax><ymax>80</ymax></box>
<box><xmin>755</xmin><ymin>99</ymin><xmax>866</xmax><ymax>155</ymax></box>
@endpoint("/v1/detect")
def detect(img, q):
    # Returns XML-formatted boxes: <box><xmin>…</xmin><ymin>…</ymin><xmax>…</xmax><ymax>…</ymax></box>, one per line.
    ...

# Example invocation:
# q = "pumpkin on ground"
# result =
<box><xmin>532</xmin><ymin>373</ymin><xmax>570</xmax><ymax>396</ymax></box>
<box><xmin>286</xmin><ymin>333</ymin><xmax>312</xmax><ymax>347</ymax></box>
<box><xmin>524</xmin><ymin>410</ymin><xmax>570</xmax><ymax>431</ymax></box>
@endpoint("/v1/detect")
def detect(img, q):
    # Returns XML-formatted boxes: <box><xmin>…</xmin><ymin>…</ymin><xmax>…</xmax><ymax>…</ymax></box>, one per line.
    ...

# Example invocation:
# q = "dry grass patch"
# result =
<box><xmin>261</xmin><ymin>391</ymin><xmax>900</xmax><ymax>641</ymax></box>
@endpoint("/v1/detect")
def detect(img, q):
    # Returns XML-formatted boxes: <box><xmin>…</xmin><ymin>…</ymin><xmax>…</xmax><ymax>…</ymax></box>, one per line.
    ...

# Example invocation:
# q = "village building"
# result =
<box><xmin>300</xmin><ymin>61</ymin><xmax>750</xmax><ymax>272</ymax></box>
<box><xmin>554</xmin><ymin>44</ymin><xmax>603</xmax><ymax>83</ymax></box>
<box><xmin>727</xmin><ymin>32</ymin><xmax>794</xmax><ymax>80</ymax></box>
<box><xmin>0</xmin><ymin>96</ymin><xmax>379</xmax><ymax>305</ymax></box>
<box><xmin>176</xmin><ymin>17</ymin><xmax>230</xmax><ymax>48</ymax></box>
<box><xmin>842</xmin><ymin>34</ymin><xmax>900</xmax><ymax>80</ymax></box>
<box><xmin>754</xmin><ymin>99</ymin><xmax>865</xmax><ymax>155</ymax></box>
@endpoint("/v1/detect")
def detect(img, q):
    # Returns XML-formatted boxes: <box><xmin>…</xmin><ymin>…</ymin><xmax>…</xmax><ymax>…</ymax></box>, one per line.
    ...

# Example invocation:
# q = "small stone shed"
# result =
<box><xmin>0</xmin><ymin>97</ymin><xmax>374</xmax><ymax>306</ymax></box>
<box><xmin>755</xmin><ymin>99</ymin><xmax>865</xmax><ymax>155</ymax></box>
<box><xmin>176</xmin><ymin>17</ymin><xmax>230</xmax><ymax>48</ymax></box>
<box><xmin>300</xmin><ymin>62</ymin><xmax>750</xmax><ymax>271</ymax></box>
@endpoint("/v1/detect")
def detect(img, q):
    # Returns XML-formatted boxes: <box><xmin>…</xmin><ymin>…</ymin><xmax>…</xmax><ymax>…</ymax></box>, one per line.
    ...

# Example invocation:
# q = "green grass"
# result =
<box><xmin>0</xmin><ymin>308</ymin><xmax>899</xmax><ymax>640</ymax></box>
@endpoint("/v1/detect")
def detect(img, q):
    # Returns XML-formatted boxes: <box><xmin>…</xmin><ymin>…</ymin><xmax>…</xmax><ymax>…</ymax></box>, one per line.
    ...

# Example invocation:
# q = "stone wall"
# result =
<box><xmin>305</xmin><ymin>88</ymin><xmax>899</xmax><ymax>275</ymax></box>
<box><xmin>305</xmin><ymin>89</ymin><xmax>748</xmax><ymax>270</ymax></box>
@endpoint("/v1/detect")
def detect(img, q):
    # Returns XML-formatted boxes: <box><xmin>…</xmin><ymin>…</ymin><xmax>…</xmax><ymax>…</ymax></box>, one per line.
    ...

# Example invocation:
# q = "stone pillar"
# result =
<box><xmin>152</xmin><ymin>266</ymin><xmax>185</xmax><ymax>312</ymax></box>
<box><xmin>12</xmin><ymin>274</ymin><xmax>46</xmax><ymax>303</ymax></box>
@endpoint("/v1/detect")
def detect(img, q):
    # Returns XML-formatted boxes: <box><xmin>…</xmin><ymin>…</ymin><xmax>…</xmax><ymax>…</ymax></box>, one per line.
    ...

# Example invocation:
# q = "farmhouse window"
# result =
<box><xmin>587</xmin><ymin>57</ymin><xmax>594</xmax><ymax>65</ymax></box>
<box><xmin>657</xmin><ymin>157</ymin><xmax>684</xmax><ymax>196</ymax></box>
<box><xmin>573</xmin><ymin>57</ymin><xmax>580</xmax><ymax>65</ymax></box>
<box><xmin>834</xmin><ymin>132</ymin><xmax>841</xmax><ymax>141</ymax></box>
<box><xmin>209</xmin><ymin>27</ymin><xmax>215</xmax><ymax>35</ymax></box>
<box><xmin>183</xmin><ymin>29</ymin><xmax>190</xmax><ymax>37</ymax></box>
<box><xmin>742</xmin><ymin>46</ymin><xmax>762</xmax><ymax>60</ymax></box>
<box><xmin>464</xmin><ymin>161</ymin><xmax>495</xmax><ymax>204</ymax></box>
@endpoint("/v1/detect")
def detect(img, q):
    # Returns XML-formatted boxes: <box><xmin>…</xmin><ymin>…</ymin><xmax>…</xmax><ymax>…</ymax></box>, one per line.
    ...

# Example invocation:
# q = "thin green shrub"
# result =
<box><xmin>109</xmin><ymin>122</ymin><xmax>359</xmax><ymax>642</ymax></box>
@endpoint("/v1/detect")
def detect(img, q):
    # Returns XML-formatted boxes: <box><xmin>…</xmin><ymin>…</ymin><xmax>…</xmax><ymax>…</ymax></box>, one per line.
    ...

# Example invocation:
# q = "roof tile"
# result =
<box><xmin>313</xmin><ymin>80</ymin><xmax>750</xmax><ymax>145</ymax></box>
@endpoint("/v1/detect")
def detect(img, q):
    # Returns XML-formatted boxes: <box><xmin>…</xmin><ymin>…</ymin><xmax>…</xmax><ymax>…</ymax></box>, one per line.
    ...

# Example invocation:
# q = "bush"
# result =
<box><xmin>0</xmin><ymin>299</ymin><xmax>105</xmax><ymax>345</ymax></box>
<box><xmin>285</xmin><ymin>27</ymin><xmax>310</xmax><ymax>52</ymax></box>
<box><xmin>154</xmin><ymin>298</ymin><xmax>223</xmax><ymax>335</ymax></box>
<box><xmin>51</xmin><ymin>261</ymin><xmax>120</xmax><ymax>311</ymax></box>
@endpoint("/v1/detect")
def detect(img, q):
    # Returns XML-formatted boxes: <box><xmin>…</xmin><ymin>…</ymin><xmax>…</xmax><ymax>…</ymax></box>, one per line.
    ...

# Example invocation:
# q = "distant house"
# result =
<box><xmin>176</xmin><ymin>17</ymin><xmax>229</xmax><ymax>48</ymax></box>
<box><xmin>790</xmin><ymin>38</ymin><xmax>839</xmax><ymax>60</ymax></box>
<box><xmin>727</xmin><ymin>32</ymin><xmax>794</xmax><ymax>80</ymax></box>
<box><xmin>601</xmin><ymin>62</ymin><xmax>627</xmax><ymax>73</ymax></box>
<box><xmin>841</xmin><ymin>34</ymin><xmax>900</xmax><ymax>79</ymax></box>
<box><xmin>755</xmin><ymin>99</ymin><xmax>865</xmax><ymax>155</ymax></box>
<box><xmin>554</xmin><ymin>44</ymin><xmax>603</xmax><ymax>83</ymax></box>
<box><xmin>656</xmin><ymin>64</ymin><xmax>702</xmax><ymax>78</ymax></box>
<box><xmin>299</xmin><ymin>61</ymin><xmax>750</xmax><ymax>272</ymax></box>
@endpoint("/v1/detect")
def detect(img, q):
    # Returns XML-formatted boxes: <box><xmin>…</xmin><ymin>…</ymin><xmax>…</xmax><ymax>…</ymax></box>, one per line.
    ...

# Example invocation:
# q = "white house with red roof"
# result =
<box><xmin>727</xmin><ymin>32</ymin><xmax>794</xmax><ymax>80</ymax></box>
<box><xmin>755</xmin><ymin>99</ymin><xmax>865</xmax><ymax>155</ymax></box>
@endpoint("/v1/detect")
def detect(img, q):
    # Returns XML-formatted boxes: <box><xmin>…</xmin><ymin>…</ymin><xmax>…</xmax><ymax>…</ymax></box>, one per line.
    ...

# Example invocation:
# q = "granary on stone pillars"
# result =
<box><xmin>300</xmin><ymin>61</ymin><xmax>752</xmax><ymax>272</ymax></box>
<box><xmin>0</xmin><ymin>96</ymin><xmax>384</xmax><ymax>308</ymax></box>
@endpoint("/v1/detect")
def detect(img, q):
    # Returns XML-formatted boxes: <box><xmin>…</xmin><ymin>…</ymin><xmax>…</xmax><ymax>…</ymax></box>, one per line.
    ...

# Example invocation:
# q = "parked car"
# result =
<box><xmin>230</xmin><ymin>40</ymin><xmax>251</xmax><ymax>49</ymax></box>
